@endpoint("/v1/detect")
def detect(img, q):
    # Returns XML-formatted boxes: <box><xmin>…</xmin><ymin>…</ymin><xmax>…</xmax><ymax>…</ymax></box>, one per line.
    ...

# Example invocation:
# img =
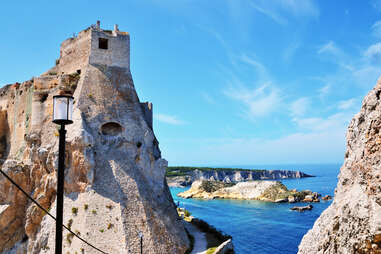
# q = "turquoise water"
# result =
<box><xmin>170</xmin><ymin>164</ymin><xmax>341</xmax><ymax>254</ymax></box>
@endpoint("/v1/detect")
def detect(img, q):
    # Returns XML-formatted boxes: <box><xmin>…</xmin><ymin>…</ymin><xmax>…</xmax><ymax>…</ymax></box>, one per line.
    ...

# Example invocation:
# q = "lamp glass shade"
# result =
<box><xmin>53</xmin><ymin>95</ymin><xmax>74</xmax><ymax>125</ymax></box>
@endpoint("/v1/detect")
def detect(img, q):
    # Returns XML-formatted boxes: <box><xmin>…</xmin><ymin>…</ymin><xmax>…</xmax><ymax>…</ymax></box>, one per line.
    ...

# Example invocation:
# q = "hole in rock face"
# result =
<box><xmin>39</xmin><ymin>94</ymin><xmax>48</xmax><ymax>103</ymax></box>
<box><xmin>101</xmin><ymin>122</ymin><xmax>123</xmax><ymax>136</ymax></box>
<box><xmin>0</xmin><ymin>111</ymin><xmax>10</xmax><ymax>160</ymax></box>
<box><xmin>136</xmin><ymin>142</ymin><xmax>142</xmax><ymax>148</ymax></box>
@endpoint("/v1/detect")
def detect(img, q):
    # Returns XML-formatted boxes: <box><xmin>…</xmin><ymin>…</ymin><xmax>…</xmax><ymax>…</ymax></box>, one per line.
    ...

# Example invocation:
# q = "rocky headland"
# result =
<box><xmin>0</xmin><ymin>22</ymin><xmax>189</xmax><ymax>253</ymax></box>
<box><xmin>167</xmin><ymin>166</ymin><xmax>313</xmax><ymax>187</ymax></box>
<box><xmin>298</xmin><ymin>79</ymin><xmax>381</xmax><ymax>253</ymax></box>
<box><xmin>177</xmin><ymin>180</ymin><xmax>321</xmax><ymax>203</ymax></box>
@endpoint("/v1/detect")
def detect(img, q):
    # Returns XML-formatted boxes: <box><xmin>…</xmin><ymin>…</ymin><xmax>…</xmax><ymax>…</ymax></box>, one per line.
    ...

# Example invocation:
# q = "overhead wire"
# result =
<box><xmin>0</xmin><ymin>167</ymin><xmax>108</xmax><ymax>254</ymax></box>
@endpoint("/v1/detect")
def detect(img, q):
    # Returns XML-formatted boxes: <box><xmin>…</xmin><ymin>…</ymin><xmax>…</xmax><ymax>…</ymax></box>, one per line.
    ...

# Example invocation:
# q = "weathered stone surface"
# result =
<box><xmin>0</xmin><ymin>23</ymin><xmax>189</xmax><ymax>253</ymax></box>
<box><xmin>298</xmin><ymin>79</ymin><xmax>381</xmax><ymax>254</ymax></box>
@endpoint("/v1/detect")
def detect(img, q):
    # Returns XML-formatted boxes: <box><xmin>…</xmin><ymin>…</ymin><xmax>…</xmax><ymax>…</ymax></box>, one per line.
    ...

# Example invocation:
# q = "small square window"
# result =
<box><xmin>99</xmin><ymin>38</ymin><xmax>108</xmax><ymax>49</ymax></box>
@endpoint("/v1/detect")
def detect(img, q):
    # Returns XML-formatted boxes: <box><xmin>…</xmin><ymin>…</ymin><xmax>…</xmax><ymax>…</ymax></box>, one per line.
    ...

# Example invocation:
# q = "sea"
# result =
<box><xmin>170</xmin><ymin>163</ymin><xmax>341</xmax><ymax>254</ymax></box>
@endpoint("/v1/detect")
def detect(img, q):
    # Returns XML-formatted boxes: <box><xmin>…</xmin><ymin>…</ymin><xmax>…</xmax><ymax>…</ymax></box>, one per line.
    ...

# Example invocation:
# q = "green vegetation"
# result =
<box><xmin>91</xmin><ymin>210</ymin><xmax>97</xmax><ymax>214</ymax></box>
<box><xmin>191</xmin><ymin>218</ymin><xmax>231</xmax><ymax>248</ymax></box>
<box><xmin>200</xmin><ymin>180</ymin><xmax>235</xmax><ymax>193</ymax></box>
<box><xmin>259</xmin><ymin>182</ymin><xmax>308</xmax><ymax>201</ymax></box>
<box><xmin>99</xmin><ymin>229</ymin><xmax>104</xmax><ymax>233</ymax></box>
<box><xmin>206</xmin><ymin>247</ymin><xmax>217</xmax><ymax>254</ymax></box>
<box><xmin>84</xmin><ymin>204</ymin><xmax>88</xmax><ymax>210</ymax></box>
<box><xmin>67</xmin><ymin>219</ymin><xmax>73</xmax><ymax>230</ymax></box>
<box><xmin>72</xmin><ymin>207</ymin><xmax>78</xmax><ymax>215</ymax></box>
<box><xmin>107</xmin><ymin>223</ymin><xmax>113</xmax><ymax>229</ymax></box>
<box><xmin>166</xmin><ymin>166</ymin><xmax>265</xmax><ymax>177</ymax></box>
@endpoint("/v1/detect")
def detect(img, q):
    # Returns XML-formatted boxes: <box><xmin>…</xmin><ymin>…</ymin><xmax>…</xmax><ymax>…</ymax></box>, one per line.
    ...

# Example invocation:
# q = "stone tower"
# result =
<box><xmin>0</xmin><ymin>22</ymin><xmax>189</xmax><ymax>253</ymax></box>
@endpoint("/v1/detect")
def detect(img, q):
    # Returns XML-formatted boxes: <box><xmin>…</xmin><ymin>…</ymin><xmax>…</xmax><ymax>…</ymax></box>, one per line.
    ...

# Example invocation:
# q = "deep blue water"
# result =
<box><xmin>170</xmin><ymin>164</ymin><xmax>341</xmax><ymax>254</ymax></box>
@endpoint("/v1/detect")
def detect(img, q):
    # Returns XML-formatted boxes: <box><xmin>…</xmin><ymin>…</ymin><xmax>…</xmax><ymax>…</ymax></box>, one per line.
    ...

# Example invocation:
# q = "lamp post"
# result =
<box><xmin>138</xmin><ymin>232</ymin><xmax>143</xmax><ymax>254</ymax></box>
<box><xmin>52</xmin><ymin>95</ymin><xmax>74</xmax><ymax>254</ymax></box>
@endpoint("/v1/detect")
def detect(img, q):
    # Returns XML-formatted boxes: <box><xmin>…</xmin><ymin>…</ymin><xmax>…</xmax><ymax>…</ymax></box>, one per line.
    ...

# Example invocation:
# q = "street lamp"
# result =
<box><xmin>52</xmin><ymin>95</ymin><xmax>74</xmax><ymax>254</ymax></box>
<box><xmin>138</xmin><ymin>232</ymin><xmax>143</xmax><ymax>254</ymax></box>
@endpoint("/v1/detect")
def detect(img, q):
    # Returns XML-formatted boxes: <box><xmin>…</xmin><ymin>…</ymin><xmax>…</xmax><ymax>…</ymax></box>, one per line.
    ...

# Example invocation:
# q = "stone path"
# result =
<box><xmin>184</xmin><ymin>222</ymin><xmax>208</xmax><ymax>254</ymax></box>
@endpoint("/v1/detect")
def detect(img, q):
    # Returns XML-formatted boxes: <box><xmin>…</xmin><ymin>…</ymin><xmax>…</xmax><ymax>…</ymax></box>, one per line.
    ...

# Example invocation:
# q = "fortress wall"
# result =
<box><xmin>89</xmin><ymin>29</ymin><xmax>130</xmax><ymax>69</ymax></box>
<box><xmin>58</xmin><ymin>28</ymin><xmax>92</xmax><ymax>74</ymax></box>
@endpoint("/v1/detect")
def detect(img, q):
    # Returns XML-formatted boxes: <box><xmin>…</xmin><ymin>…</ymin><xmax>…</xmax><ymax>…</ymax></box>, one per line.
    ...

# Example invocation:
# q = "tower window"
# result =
<box><xmin>99</xmin><ymin>38</ymin><xmax>108</xmax><ymax>49</ymax></box>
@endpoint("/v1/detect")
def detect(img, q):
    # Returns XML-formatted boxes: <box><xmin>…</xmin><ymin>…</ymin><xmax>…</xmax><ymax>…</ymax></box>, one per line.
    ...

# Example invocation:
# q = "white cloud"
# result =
<box><xmin>293</xmin><ymin>112</ymin><xmax>352</xmax><ymax>132</ymax></box>
<box><xmin>249</xmin><ymin>0</ymin><xmax>319</xmax><ymax>25</ymax></box>
<box><xmin>338</xmin><ymin>98</ymin><xmax>357</xmax><ymax>110</ymax></box>
<box><xmin>154</xmin><ymin>114</ymin><xmax>186</xmax><ymax>125</ymax></box>
<box><xmin>372</xmin><ymin>21</ymin><xmax>381</xmax><ymax>38</ymax></box>
<box><xmin>364</xmin><ymin>42</ymin><xmax>381</xmax><ymax>63</ymax></box>
<box><xmin>224</xmin><ymin>83</ymin><xmax>281</xmax><ymax>118</ymax></box>
<box><xmin>290</xmin><ymin>97</ymin><xmax>310</xmax><ymax>117</ymax></box>
<box><xmin>318</xmin><ymin>41</ymin><xmax>342</xmax><ymax>56</ymax></box>
<box><xmin>279</xmin><ymin>0</ymin><xmax>319</xmax><ymax>17</ymax></box>
<box><xmin>239</xmin><ymin>54</ymin><xmax>269</xmax><ymax>80</ymax></box>
<box><xmin>318</xmin><ymin>84</ymin><xmax>330</xmax><ymax>97</ymax></box>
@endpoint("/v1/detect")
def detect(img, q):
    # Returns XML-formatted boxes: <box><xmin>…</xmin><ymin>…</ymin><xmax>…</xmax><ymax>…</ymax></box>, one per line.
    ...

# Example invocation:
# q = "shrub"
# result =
<box><xmin>84</xmin><ymin>204</ymin><xmax>88</xmax><ymax>210</ymax></box>
<box><xmin>72</xmin><ymin>207</ymin><xmax>78</xmax><ymax>215</ymax></box>
<box><xmin>91</xmin><ymin>210</ymin><xmax>97</xmax><ymax>214</ymax></box>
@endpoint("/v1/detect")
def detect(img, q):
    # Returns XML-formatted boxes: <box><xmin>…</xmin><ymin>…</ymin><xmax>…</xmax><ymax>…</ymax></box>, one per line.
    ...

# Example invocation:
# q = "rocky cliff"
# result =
<box><xmin>298</xmin><ymin>80</ymin><xmax>381</xmax><ymax>253</ymax></box>
<box><xmin>0</xmin><ymin>23</ymin><xmax>189</xmax><ymax>254</ymax></box>
<box><xmin>167</xmin><ymin>168</ymin><xmax>312</xmax><ymax>187</ymax></box>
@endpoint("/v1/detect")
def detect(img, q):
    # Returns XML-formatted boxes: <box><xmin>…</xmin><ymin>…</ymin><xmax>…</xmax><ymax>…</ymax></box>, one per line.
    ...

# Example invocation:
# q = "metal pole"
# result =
<box><xmin>55</xmin><ymin>124</ymin><xmax>66</xmax><ymax>254</ymax></box>
<box><xmin>140</xmin><ymin>236</ymin><xmax>143</xmax><ymax>254</ymax></box>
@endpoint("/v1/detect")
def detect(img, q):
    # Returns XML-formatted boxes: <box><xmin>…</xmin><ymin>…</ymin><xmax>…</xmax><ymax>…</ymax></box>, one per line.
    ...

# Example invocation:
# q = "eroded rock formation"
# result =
<box><xmin>298</xmin><ymin>79</ymin><xmax>381</xmax><ymax>254</ymax></box>
<box><xmin>0</xmin><ymin>22</ymin><xmax>189</xmax><ymax>254</ymax></box>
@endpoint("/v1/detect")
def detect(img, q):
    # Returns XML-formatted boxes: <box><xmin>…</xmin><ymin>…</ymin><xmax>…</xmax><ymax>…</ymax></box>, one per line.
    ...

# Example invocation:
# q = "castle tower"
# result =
<box><xmin>58</xmin><ymin>21</ymin><xmax>130</xmax><ymax>74</ymax></box>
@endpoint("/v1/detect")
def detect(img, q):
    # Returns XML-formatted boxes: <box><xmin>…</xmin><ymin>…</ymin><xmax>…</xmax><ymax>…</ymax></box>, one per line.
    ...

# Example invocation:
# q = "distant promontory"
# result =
<box><xmin>166</xmin><ymin>166</ymin><xmax>314</xmax><ymax>187</ymax></box>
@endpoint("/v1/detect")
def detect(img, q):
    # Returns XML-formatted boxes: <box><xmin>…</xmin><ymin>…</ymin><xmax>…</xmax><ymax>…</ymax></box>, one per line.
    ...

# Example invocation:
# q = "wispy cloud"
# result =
<box><xmin>249</xmin><ymin>0</ymin><xmax>319</xmax><ymax>25</ymax></box>
<box><xmin>224</xmin><ymin>83</ymin><xmax>282</xmax><ymax>118</ymax></box>
<box><xmin>318</xmin><ymin>84</ymin><xmax>330</xmax><ymax>97</ymax></box>
<box><xmin>290</xmin><ymin>97</ymin><xmax>310</xmax><ymax>117</ymax></box>
<box><xmin>318</xmin><ymin>41</ymin><xmax>342</xmax><ymax>56</ymax></box>
<box><xmin>371</xmin><ymin>20</ymin><xmax>381</xmax><ymax>37</ymax></box>
<box><xmin>338</xmin><ymin>98</ymin><xmax>357</xmax><ymax>110</ymax></box>
<box><xmin>364</xmin><ymin>42</ymin><xmax>381</xmax><ymax>63</ymax></box>
<box><xmin>154</xmin><ymin>114</ymin><xmax>186</xmax><ymax>125</ymax></box>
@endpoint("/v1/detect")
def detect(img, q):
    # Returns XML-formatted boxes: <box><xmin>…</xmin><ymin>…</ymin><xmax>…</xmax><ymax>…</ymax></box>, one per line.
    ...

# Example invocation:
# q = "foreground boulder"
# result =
<box><xmin>298</xmin><ymin>79</ymin><xmax>381</xmax><ymax>253</ymax></box>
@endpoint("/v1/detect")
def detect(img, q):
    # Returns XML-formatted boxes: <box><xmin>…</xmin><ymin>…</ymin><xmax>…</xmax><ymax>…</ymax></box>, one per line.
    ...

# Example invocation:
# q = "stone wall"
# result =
<box><xmin>89</xmin><ymin>29</ymin><xmax>130</xmax><ymax>69</ymax></box>
<box><xmin>58</xmin><ymin>29</ymin><xmax>92</xmax><ymax>75</ymax></box>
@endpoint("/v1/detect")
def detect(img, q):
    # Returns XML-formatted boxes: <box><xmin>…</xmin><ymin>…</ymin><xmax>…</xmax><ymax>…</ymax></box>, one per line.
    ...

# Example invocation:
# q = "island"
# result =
<box><xmin>177</xmin><ymin>180</ymin><xmax>321</xmax><ymax>203</ymax></box>
<box><xmin>166</xmin><ymin>166</ymin><xmax>314</xmax><ymax>187</ymax></box>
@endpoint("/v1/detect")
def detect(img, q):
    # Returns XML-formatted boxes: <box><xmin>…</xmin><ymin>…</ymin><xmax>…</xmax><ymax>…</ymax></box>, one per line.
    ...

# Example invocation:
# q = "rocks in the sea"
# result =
<box><xmin>321</xmin><ymin>195</ymin><xmax>332</xmax><ymax>201</ymax></box>
<box><xmin>178</xmin><ymin>180</ymin><xmax>321</xmax><ymax>203</ymax></box>
<box><xmin>298</xmin><ymin>79</ymin><xmax>381</xmax><ymax>253</ymax></box>
<box><xmin>291</xmin><ymin>205</ymin><xmax>313</xmax><ymax>212</ymax></box>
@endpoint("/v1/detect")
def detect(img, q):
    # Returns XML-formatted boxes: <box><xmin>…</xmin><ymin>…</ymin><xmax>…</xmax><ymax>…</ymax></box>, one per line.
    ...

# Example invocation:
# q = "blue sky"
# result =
<box><xmin>1</xmin><ymin>1</ymin><xmax>381</xmax><ymax>166</ymax></box>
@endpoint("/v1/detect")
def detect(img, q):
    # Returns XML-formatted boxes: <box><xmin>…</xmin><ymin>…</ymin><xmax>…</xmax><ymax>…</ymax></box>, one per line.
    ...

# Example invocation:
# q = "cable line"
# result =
<box><xmin>0</xmin><ymin>167</ymin><xmax>108</xmax><ymax>254</ymax></box>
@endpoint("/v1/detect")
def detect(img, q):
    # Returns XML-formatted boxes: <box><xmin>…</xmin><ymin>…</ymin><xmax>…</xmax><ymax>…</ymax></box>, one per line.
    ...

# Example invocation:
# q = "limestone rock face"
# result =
<box><xmin>298</xmin><ymin>79</ymin><xmax>381</xmax><ymax>254</ymax></box>
<box><xmin>0</xmin><ymin>23</ymin><xmax>189</xmax><ymax>254</ymax></box>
